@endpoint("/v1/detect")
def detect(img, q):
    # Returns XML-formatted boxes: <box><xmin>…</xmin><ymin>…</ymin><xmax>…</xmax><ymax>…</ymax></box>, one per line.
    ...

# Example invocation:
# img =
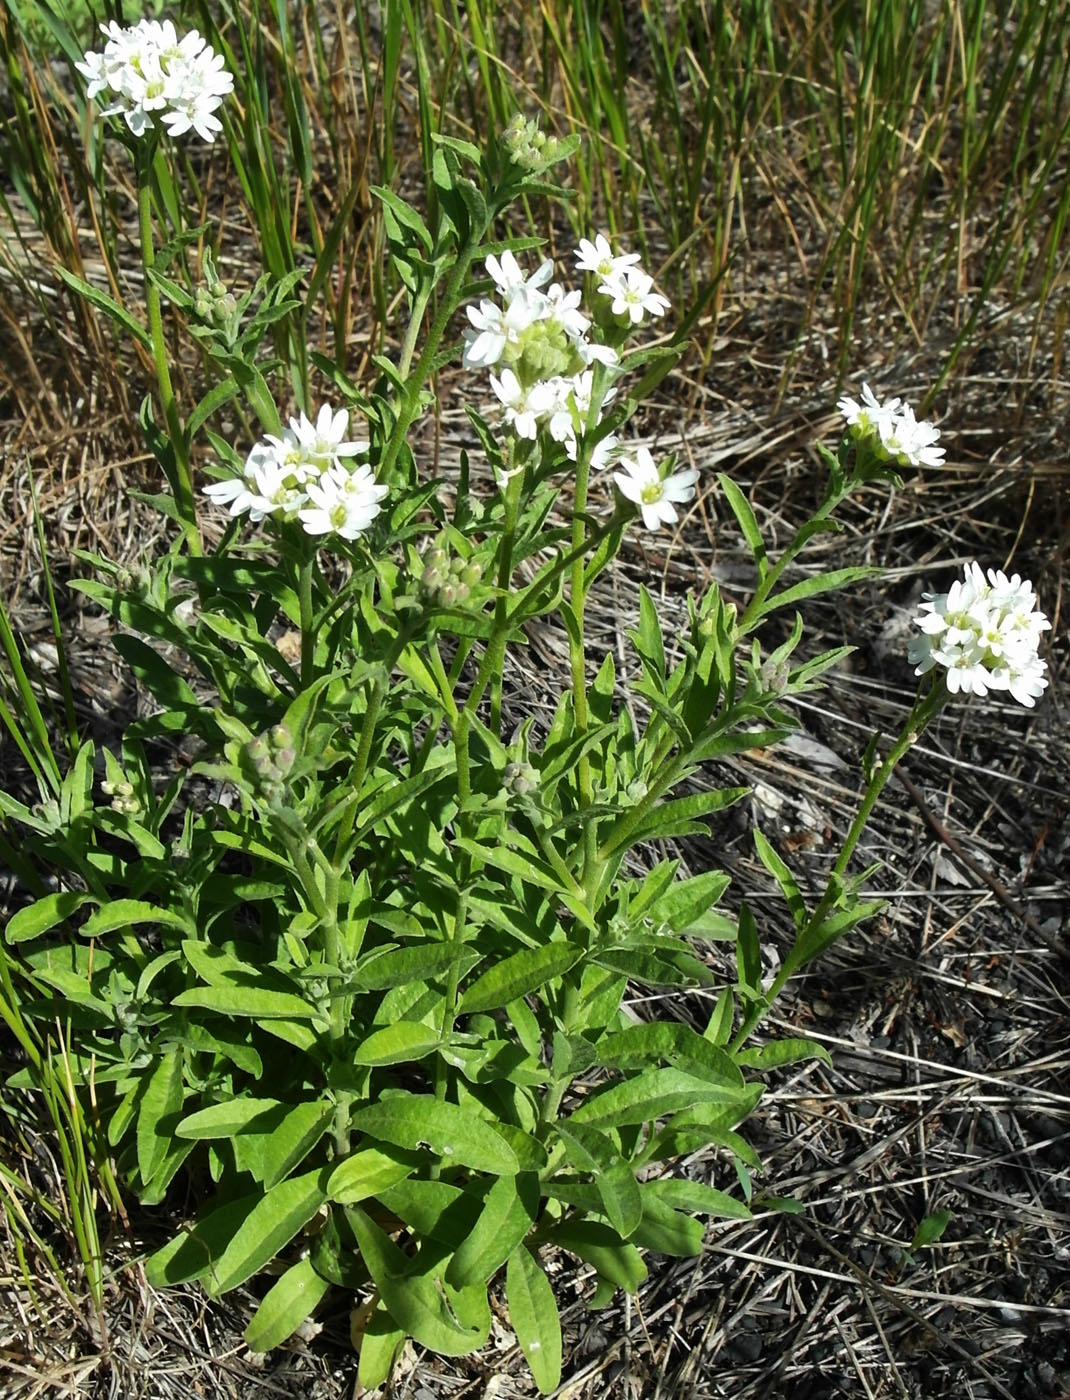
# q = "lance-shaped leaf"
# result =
<box><xmin>327</xmin><ymin>1142</ymin><xmax>420</xmax><ymax>1204</ymax></box>
<box><xmin>459</xmin><ymin>942</ymin><xmax>584</xmax><ymax>1014</ymax></box>
<box><xmin>203</xmin><ymin>1167</ymin><xmax>329</xmax><ymax>1297</ymax></box>
<box><xmin>570</xmin><ymin>1067</ymin><xmax>750</xmax><ymax>1130</ymax></box>
<box><xmin>349</xmin><ymin>1094</ymin><xmax>519</xmax><ymax>1175</ymax></box>
<box><xmin>245</xmin><ymin>1256</ymin><xmax>330</xmax><ymax>1353</ymax></box>
<box><xmin>507</xmin><ymin>1245</ymin><xmax>562</xmax><ymax>1394</ymax></box>
<box><xmin>445</xmin><ymin>1172</ymin><xmax>540</xmax><ymax>1288</ymax></box>
<box><xmin>348</xmin><ymin>1207</ymin><xmax>490</xmax><ymax>1356</ymax></box>
<box><xmin>547</xmin><ymin>1218</ymin><xmax>647</xmax><ymax>1294</ymax></box>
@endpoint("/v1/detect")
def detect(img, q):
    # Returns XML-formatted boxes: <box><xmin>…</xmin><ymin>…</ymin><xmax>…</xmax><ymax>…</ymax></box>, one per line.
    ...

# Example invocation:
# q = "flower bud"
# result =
<box><xmin>504</xmin><ymin>760</ymin><xmax>539</xmax><ymax>796</ymax></box>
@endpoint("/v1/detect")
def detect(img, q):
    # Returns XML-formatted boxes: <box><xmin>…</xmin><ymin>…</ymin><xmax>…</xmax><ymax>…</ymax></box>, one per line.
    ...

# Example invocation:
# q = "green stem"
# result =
<box><xmin>332</xmin><ymin>623</ymin><xmax>418</xmax><ymax>865</ymax></box>
<box><xmin>738</xmin><ymin>484</ymin><xmax>851</xmax><ymax>633</ymax></box>
<box><xmin>731</xmin><ymin>677</ymin><xmax>948</xmax><ymax>1051</ymax></box>
<box><xmin>538</xmin><ymin>981</ymin><xmax>579</xmax><ymax>1130</ymax></box>
<box><xmin>454</xmin><ymin>463</ymin><xmax>524</xmax><ymax>790</ymax></box>
<box><xmin>379</xmin><ymin>245</ymin><xmax>478</xmax><ymax>484</ymax></box>
<box><xmin>568</xmin><ymin>447</ymin><xmax>599</xmax><ymax>900</ymax></box>
<box><xmin>298</xmin><ymin>546</ymin><xmax>316</xmax><ymax>688</ymax></box>
<box><xmin>136</xmin><ymin>145</ymin><xmax>200</xmax><ymax>555</ymax></box>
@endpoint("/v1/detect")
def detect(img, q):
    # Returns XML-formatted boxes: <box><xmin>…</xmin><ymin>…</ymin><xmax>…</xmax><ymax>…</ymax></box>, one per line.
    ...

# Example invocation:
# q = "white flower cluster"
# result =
<box><xmin>837</xmin><ymin>382</ymin><xmax>945</xmax><ymax>469</ymax></box>
<box><xmin>203</xmin><ymin>405</ymin><xmax>388</xmax><ymax>543</ymax></box>
<box><xmin>77</xmin><ymin>20</ymin><xmax>233</xmax><ymax>143</ymax></box>
<box><xmin>464</xmin><ymin>243</ymin><xmax>695</xmax><ymax>529</ymax></box>
<box><xmin>908</xmin><ymin>562</ymin><xmax>1050</xmax><ymax>706</ymax></box>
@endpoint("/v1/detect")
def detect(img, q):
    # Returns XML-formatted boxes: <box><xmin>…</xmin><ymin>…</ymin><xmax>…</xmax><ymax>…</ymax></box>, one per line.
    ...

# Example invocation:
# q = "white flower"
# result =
<box><xmin>600</xmin><ymin>267</ymin><xmax>671</xmax><ymax>324</ymax></box>
<box><xmin>462</xmin><ymin>286</ymin><xmax>546</xmax><ymax>370</ymax></box>
<box><xmin>612</xmin><ymin>447</ymin><xmax>699</xmax><ymax>531</ymax></box>
<box><xmin>574</xmin><ymin>338</ymin><xmax>619</xmax><ymax>368</ymax></box>
<box><xmin>575</xmin><ymin>234</ymin><xmax>642</xmax><ymax>282</ymax></box>
<box><xmin>907</xmin><ymin>561</ymin><xmax>1050</xmax><ymax>707</ymax></box>
<box><xmin>203</xmin><ymin>441</ymin><xmax>307</xmax><ymax>522</ymax></box>
<box><xmin>285</xmin><ymin>405</ymin><xmax>368</xmax><ymax>468</ymax></box>
<box><xmin>838</xmin><ymin>382</ymin><xmax>944</xmax><ymax>468</ymax></box>
<box><xmin>545</xmin><ymin>370</ymin><xmax>616</xmax><ymax>446</ymax></box>
<box><xmin>485</xmin><ymin>252</ymin><xmax>553</xmax><ymax>297</ymax></box>
<box><xmin>298</xmin><ymin>464</ymin><xmax>388</xmax><ymax>541</ymax></box>
<box><xmin>837</xmin><ymin>382</ymin><xmax>901</xmax><ymax>437</ymax></box>
<box><xmin>77</xmin><ymin>19</ymin><xmax>233</xmax><ymax>143</ymax></box>
<box><xmin>490</xmin><ymin>369</ymin><xmax>560</xmax><ymax>439</ymax></box>
<box><xmin>544</xmin><ymin>283</ymin><xmax>590</xmax><ymax>340</ymax></box>
<box><xmin>878</xmin><ymin>403</ymin><xmax>945</xmax><ymax>468</ymax></box>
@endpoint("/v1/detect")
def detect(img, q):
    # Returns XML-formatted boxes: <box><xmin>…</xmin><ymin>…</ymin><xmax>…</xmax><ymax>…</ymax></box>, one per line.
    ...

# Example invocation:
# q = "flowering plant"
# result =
<box><xmin>3</xmin><ymin>98</ymin><xmax>1049</xmax><ymax>1396</ymax></box>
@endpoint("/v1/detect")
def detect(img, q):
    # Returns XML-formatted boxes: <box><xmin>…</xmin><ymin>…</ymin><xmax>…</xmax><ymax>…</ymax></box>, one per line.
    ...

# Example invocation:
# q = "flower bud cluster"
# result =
<box><xmin>193</xmin><ymin>277</ymin><xmax>238</xmax><ymax>329</ymax></box>
<box><xmin>837</xmin><ymin>383</ymin><xmax>945</xmax><ymax>469</ymax></box>
<box><xmin>244</xmin><ymin>724</ymin><xmax>297</xmax><ymax>803</ymax></box>
<box><xmin>76</xmin><ymin>19</ymin><xmax>233</xmax><ymax>143</ymax></box>
<box><xmin>101</xmin><ymin>776</ymin><xmax>140</xmax><ymax>816</ymax></box>
<box><xmin>503</xmin><ymin>760</ymin><xmax>539</xmax><ymax>796</ymax></box>
<box><xmin>907</xmin><ymin>561</ymin><xmax>1050</xmax><ymax>706</ymax></box>
<box><xmin>203</xmin><ymin>403</ymin><xmax>388</xmax><ymax>544</ymax></box>
<box><xmin>501</xmin><ymin>114</ymin><xmax>569</xmax><ymax>173</ymax></box>
<box><xmin>420</xmin><ymin>545</ymin><xmax>483</xmax><ymax>608</ymax></box>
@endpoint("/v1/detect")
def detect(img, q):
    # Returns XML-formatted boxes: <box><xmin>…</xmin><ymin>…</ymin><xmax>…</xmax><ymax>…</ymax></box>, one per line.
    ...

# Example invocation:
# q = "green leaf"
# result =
<box><xmin>570</xmin><ymin>1067</ymin><xmax>749</xmax><ymax>1129</ymax></box>
<box><xmin>204</xmin><ymin>1167</ymin><xmax>329</xmax><ymax>1297</ymax></box>
<box><xmin>6</xmin><ymin>891</ymin><xmax>95</xmax><ymax>944</ymax></box>
<box><xmin>909</xmin><ymin>1209</ymin><xmax>952</xmax><ymax>1253</ymax></box>
<box><xmin>244</xmin><ymin>1256</ymin><xmax>330</xmax><ymax>1352</ymax></box>
<box><xmin>137</xmin><ymin>1049</ymin><xmax>185</xmax><ymax>1188</ymax></box>
<box><xmin>595</xmin><ymin>1023</ymin><xmax>744</xmax><ymax>1088</ymax></box>
<box><xmin>631</xmin><ymin>1194</ymin><xmax>705</xmax><ymax>1257</ymax></box>
<box><xmin>643</xmin><ymin>1178</ymin><xmax>751</xmax><ymax>1220</ymax></box>
<box><xmin>506</xmin><ymin>1246</ymin><xmax>562</xmax><ymax>1394</ymax></box>
<box><xmin>753</xmin><ymin>829</ymin><xmax>807</xmax><ymax>930</ymax></box>
<box><xmin>591</xmin><ymin>945</ymin><xmax>713</xmax><ymax>989</ymax></box>
<box><xmin>757</xmin><ymin>566</ymin><xmax>879</xmax><ymax>617</ymax></box>
<box><xmin>349</xmin><ymin>1095</ymin><xmax>519</xmax><ymax>1175</ymax></box>
<box><xmin>688</xmin><ymin>726</ymin><xmax>791</xmax><ymax>765</ymax></box>
<box><xmin>54</xmin><ymin>266</ymin><xmax>151</xmax><ymax>348</ymax></box>
<box><xmin>352</xmin><ymin>1021</ymin><xmax>441</xmax><ymax>1066</ymax></box>
<box><xmin>459</xmin><ymin>942</ymin><xmax>584</xmax><ymax>1014</ymax></box>
<box><xmin>172</xmin><ymin>984</ymin><xmax>322</xmax><ymax>1022</ymax></box>
<box><xmin>718</xmin><ymin>474</ymin><xmax>767</xmax><ymax>579</ymax></box>
<box><xmin>636</xmin><ymin>868</ymin><xmax>732</xmax><ymax>933</ymax></box>
<box><xmin>446</xmin><ymin>1173</ymin><xmax>540</xmax><ymax>1289</ymax></box>
<box><xmin>357</xmin><ymin>1301</ymin><xmax>406</xmax><ymax>1390</ymax></box>
<box><xmin>231</xmin><ymin>1103</ymin><xmax>335</xmax><ymax>1189</ymax></box>
<box><xmin>176</xmin><ymin>1098</ymin><xmax>285</xmax><ymax>1139</ymax></box>
<box><xmin>626</xmin><ymin>861</ymin><xmax>679</xmax><ymax>920</ymax></box>
<box><xmin>371</xmin><ymin>184</ymin><xmax>434</xmax><ymax>253</ymax></box>
<box><xmin>547</xmin><ymin>1219</ymin><xmax>647</xmax><ymax>1294</ymax></box>
<box><xmin>348</xmin><ymin>1207</ymin><xmax>490</xmax><ymax>1356</ymax></box>
<box><xmin>632</xmin><ymin>584</ymin><xmax>666</xmax><ymax>682</ymax></box>
<box><xmin>734</xmin><ymin>1038</ymin><xmax>832</xmax><ymax>1071</ymax></box>
<box><xmin>735</xmin><ymin>903</ymin><xmax>762</xmax><ymax>995</ymax></box>
<box><xmin>352</xmin><ymin>943</ymin><xmax>476</xmax><ymax>991</ymax></box>
<box><xmin>113</xmin><ymin>634</ymin><xmax>200</xmax><ymax>712</ymax></box>
<box><xmin>327</xmin><ymin>1143</ymin><xmax>419</xmax><ymax>1204</ymax></box>
<box><xmin>82</xmin><ymin>900</ymin><xmax>191</xmax><ymax>936</ymax></box>
<box><xmin>617</xmin><ymin>786</ymin><xmax>749</xmax><ymax>849</ymax></box>
<box><xmin>703</xmin><ymin>989</ymin><xmax>735</xmax><ymax>1046</ymax></box>
<box><xmin>188</xmin><ymin>377</ymin><xmax>240</xmax><ymax>440</ymax></box>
